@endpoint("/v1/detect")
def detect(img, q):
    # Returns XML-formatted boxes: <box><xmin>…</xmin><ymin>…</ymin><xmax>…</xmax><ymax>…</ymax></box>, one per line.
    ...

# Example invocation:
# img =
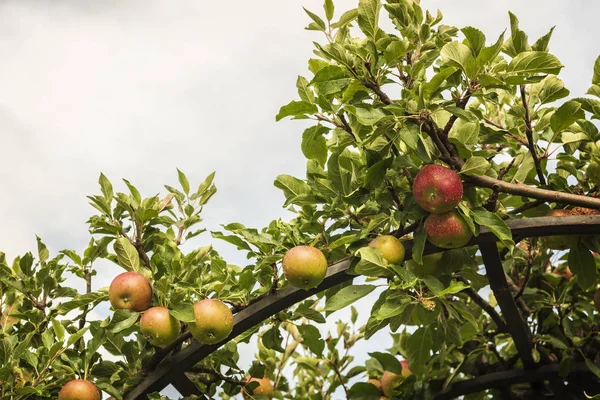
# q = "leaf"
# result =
<box><xmin>262</xmin><ymin>325</ymin><xmax>285</xmax><ymax>352</ymax></box>
<box><xmin>324</xmin><ymin>285</ymin><xmax>376</xmax><ymax>312</ymax></box>
<box><xmin>113</xmin><ymin>237</ymin><xmax>141</xmax><ymax>272</ymax></box>
<box><xmin>297</xmin><ymin>325</ymin><xmax>325</xmax><ymax>356</ymax></box>
<box><xmin>507</xmin><ymin>51</ymin><xmax>563</xmax><ymax>75</ymax></box>
<box><xmin>422</xmin><ymin>67</ymin><xmax>457</xmax><ymax>99</ymax></box>
<box><xmin>170</xmin><ymin>303</ymin><xmax>195</xmax><ymax>323</ymax></box>
<box><xmin>384</xmin><ymin>40</ymin><xmax>408</xmax><ymax>64</ymax></box>
<box><xmin>551</xmin><ymin>100</ymin><xmax>585</xmax><ymax>133</ymax></box>
<box><xmin>36</xmin><ymin>236</ymin><xmax>49</xmax><ymax>264</ymax></box>
<box><xmin>311</xmin><ymin>65</ymin><xmax>351</xmax><ymax>95</ymax></box>
<box><xmin>569</xmin><ymin>242</ymin><xmax>596</xmax><ymax>291</ymax></box>
<box><xmin>176</xmin><ymin>169</ymin><xmax>190</xmax><ymax>194</ymax></box>
<box><xmin>369</xmin><ymin>352</ymin><xmax>402</xmax><ymax>373</ymax></box>
<box><xmin>406</xmin><ymin>326</ymin><xmax>433</xmax><ymax>376</ymax></box>
<box><xmin>537</xmin><ymin>76</ymin><xmax>570</xmax><ymax>105</ymax></box>
<box><xmin>324</xmin><ymin>0</ymin><xmax>334</xmax><ymax>21</ymax></box>
<box><xmin>276</xmin><ymin>101</ymin><xmax>318</xmax><ymax>121</ymax></box>
<box><xmin>109</xmin><ymin>310</ymin><xmax>140</xmax><ymax>334</ymax></box>
<box><xmin>296</xmin><ymin>76</ymin><xmax>314</xmax><ymax>104</ymax></box>
<box><xmin>66</xmin><ymin>326</ymin><xmax>89</xmax><ymax>347</ymax></box>
<box><xmin>332</xmin><ymin>9</ymin><xmax>358</xmax><ymax>28</ymax></box>
<box><xmin>461</xmin><ymin>26</ymin><xmax>485</xmax><ymax>57</ymax></box>
<box><xmin>441</xmin><ymin>42</ymin><xmax>476</xmax><ymax>78</ymax></box>
<box><xmin>477</xmin><ymin>31</ymin><xmax>505</xmax><ymax>66</ymax></box>
<box><xmin>303</xmin><ymin>7</ymin><xmax>326</xmax><ymax>31</ymax></box>
<box><xmin>412</xmin><ymin>224</ymin><xmax>426</xmax><ymax>265</ymax></box>
<box><xmin>532</xmin><ymin>26</ymin><xmax>555</xmax><ymax>52</ymax></box>
<box><xmin>449</xmin><ymin>119</ymin><xmax>479</xmax><ymax>148</ymax></box>
<box><xmin>274</xmin><ymin>174</ymin><xmax>315</xmax><ymax>207</ymax></box>
<box><xmin>347</xmin><ymin>383</ymin><xmax>382</xmax><ymax>400</ymax></box>
<box><xmin>295</xmin><ymin>302</ymin><xmax>326</xmax><ymax>323</ymax></box>
<box><xmin>460</xmin><ymin>156</ymin><xmax>490</xmax><ymax>176</ymax></box>
<box><xmin>302</xmin><ymin>125</ymin><xmax>329</xmax><ymax>167</ymax></box>
<box><xmin>99</xmin><ymin>173</ymin><xmax>114</xmax><ymax>201</ymax></box>
<box><xmin>355</xmin><ymin>247</ymin><xmax>389</xmax><ymax>277</ymax></box>
<box><xmin>57</xmin><ymin>292</ymin><xmax>109</xmax><ymax>315</ymax></box>
<box><xmin>437</xmin><ymin>281</ymin><xmax>470</xmax><ymax>296</ymax></box>
<box><xmin>364</xmin><ymin>158</ymin><xmax>392</xmax><ymax>189</ymax></box>
<box><xmin>357</xmin><ymin>0</ymin><xmax>381</xmax><ymax>41</ymax></box>
<box><xmin>594</xmin><ymin>56</ymin><xmax>600</xmax><ymax>85</ymax></box>
<box><xmin>470</xmin><ymin>207</ymin><xmax>514</xmax><ymax>248</ymax></box>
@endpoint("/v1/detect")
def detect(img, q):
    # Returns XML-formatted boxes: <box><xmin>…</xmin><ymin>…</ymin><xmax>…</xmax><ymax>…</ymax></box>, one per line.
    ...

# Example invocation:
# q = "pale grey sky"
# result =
<box><xmin>0</xmin><ymin>0</ymin><xmax>598</xmax><ymax>398</ymax></box>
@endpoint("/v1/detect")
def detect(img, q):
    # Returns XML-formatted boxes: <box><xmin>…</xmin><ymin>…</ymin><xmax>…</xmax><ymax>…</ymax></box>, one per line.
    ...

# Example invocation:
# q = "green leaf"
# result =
<box><xmin>384</xmin><ymin>40</ymin><xmax>408</xmax><ymax>64</ymax></box>
<box><xmin>311</xmin><ymin>65</ymin><xmax>351</xmax><ymax>95</ymax></box>
<box><xmin>51</xmin><ymin>319</ymin><xmax>66</xmax><ymax>342</ymax></box>
<box><xmin>302</xmin><ymin>125</ymin><xmax>329</xmax><ymax>167</ymax></box>
<box><xmin>532</xmin><ymin>26</ymin><xmax>555</xmax><ymax>52</ymax></box>
<box><xmin>274</xmin><ymin>174</ymin><xmax>314</xmax><ymax>207</ymax></box>
<box><xmin>332</xmin><ymin>9</ymin><xmax>358</xmax><ymax>28</ymax></box>
<box><xmin>437</xmin><ymin>281</ymin><xmax>470</xmax><ymax>296</ymax></box>
<box><xmin>536</xmin><ymin>76</ymin><xmax>569</xmax><ymax>105</ymax></box>
<box><xmin>364</xmin><ymin>158</ymin><xmax>392</xmax><ymax>189</ymax></box>
<box><xmin>67</xmin><ymin>326</ymin><xmax>89</xmax><ymax>347</ymax></box>
<box><xmin>297</xmin><ymin>325</ymin><xmax>325</xmax><ymax>356</ymax></box>
<box><xmin>355</xmin><ymin>246</ymin><xmax>389</xmax><ymax>276</ymax></box>
<box><xmin>324</xmin><ymin>0</ymin><xmax>334</xmax><ymax>21</ymax></box>
<box><xmin>352</xmin><ymin>107</ymin><xmax>387</xmax><ymax>126</ymax></box>
<box><xmin>276</xmin><ymin>101</ymin><xmax>318</xmax><ymax>121</ymax></box>
<box><xmin>507</xmin><ymin>51</ymin><xmax>563</xmax><ymax>75</ymax></box>
<box><xmin>58</xmin><ymin>292</ymin><xmax>109</xmax><ymax>315</ymax></box>
<box><xmin>593</xmin><ymin>56</ymin><xmax>600</xmax><ymax>85</ymax></box>
<box><xmin>460</xmin><ymin>156</ymin><xmax>489</xmax><ymax>176</ymax></box>
<box><xmin>347</xmin><ymin>382</ymin><xmax>382</xmax><ymax>400</ymax></box>
<box><xmin>263</xmin><ymin>325</ymin><xmax>285</xmax><ymax>352</ymax></box>
<box><xmin>406</xmin><ymin>326</ymin><xmax>433</xmax><ymax>376</ymax></box>
<box><xmin>36</xmin><ymin>236</ymin><xmax>49</xmax><ymax>264</ymax></box>
<box><xmin>422</xmin><ymin>67</ymin><xmax>457</xmax><ymax>99</ymax></box>
<box><xmin>551</xmin><ymin>100</ymin><xmax>585</xmax><ymax>133</ymax></box>
<box><xmin>369</xmin><ymin>352</ymin><xmax>402</xmax><ymax>373</ymax></box>
<box><xmin>449</xmin><ymin>119</ymin><xmax>480</xmax><ymax>148</ymax></box>
<box><xmin>357</xmin><ymin>0</ymin><xmax>381</xmax><ymax>41</ymax></box>
<box><xmin>113</xmin><ymin>237</ymin><xmax>141</xmax><ymax>272</ymax></box>
<box><xmin>584</xmin><ymin>356</ymin><xmax>600</xmax><ymax>379</ymax></box>
<box><xmin>324</xmin><ymin>285</ymin><xmax>376</xmax><ymax>312</ymax></box>
<box><xmin>109</xmin><ymin>310</ymin><xmax>140</xmax><ymax>334</ymax></box>
<box><xmin>170</xmin><ymin>303</ymin><xmax>195</xmax><ymax>323</ymax></box>
<box><xmin>303</xmin><ymin>7</ymin><xmax>326</xmax><ymax>31</ymax></box>
<box><xmin>477</xmin><ymin>31</ymin><xmax>505</xmax><ymax>66</ymax></box>
<box><xmin>297</xmin><ymin>76</ymin><xmax>314</xmax><ymax>104</ymax></box>
<box><xmin>176</xmin><ymin>169</ymin><xmax>190</xmax><ymax>194</ymax></box>
<box><xmin>295</xmin><ymin>302</ymin><xmax>326</xmax><ymax>323</ymax></box>
<box><xmin>441</xmin><ymin>42</ymin><xmax>476</xmax><ymax>78</ymax></box>
<box><xmin>470</xmin><ymin>207</ymin><xmax>514</xmax><ymax>248</ymax></box>
<box><xmin>412</xmin><ymin>224</ymin><xmax>426</xmax><ymax>264</ymax></box>
<box><xmin>569</xmin><ymin>242</ymin><xmax>596</xmax><ymax>291</ymax></box>
<box><xmin>99</xmin><ymin>173</ymin><xmax>114</xmax><ymax>201</ymax></box>
<box><xmin>461</xmin><ymin>26</ymin><xmax>485</xmax><ymax>57</ymax></box>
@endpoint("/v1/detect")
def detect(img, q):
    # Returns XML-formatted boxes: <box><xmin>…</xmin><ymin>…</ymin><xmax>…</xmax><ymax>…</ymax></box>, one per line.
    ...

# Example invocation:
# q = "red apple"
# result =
<box><xmin>243</xmin><ymin>376</ymin><xmax>274</xmax><ymax>399</ymax></box>
<box><xmin>424</xmin><ymin>211</ymin><xmax>472</xmax><ymax>249</ymax></box>
<box><xmin>369</xmin><ymin>235</ymin><xmax>405</xmax><ymax>264</ymax></box>
<box><xmin>109</xmin><ymin>271</ymin><xmax>152</xmax><ymax>312</ymax></box>
<box><xmin>189</xmin><ymin>299</ymin><xmax>234</xmax><ymax>344</ymax></box>
<box><xmin>381</xmin><ymin>360</ymin><xmax>412</xmax><ymax>397</ymax></box>
<box><xmin>139</xmin><ymin>306</ymin><xmax>180</xmax><ymax>348</ymax></box>
<box><xmin>58</xmin><ymin>379</ymin><xmax>101</xmax><ymax>400</ymax></box>
<box><xmin>412</xmin><ymin>164</ymin><xmax>463</xmax><ymax>214</ymax></box>
<box><xmin>282</xmin><ymin>246</ymin><xmax>328</xmax><ymax>289</ymax></box>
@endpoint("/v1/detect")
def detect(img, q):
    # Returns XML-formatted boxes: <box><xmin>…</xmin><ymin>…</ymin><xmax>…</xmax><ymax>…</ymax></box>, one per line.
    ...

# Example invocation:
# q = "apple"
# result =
<box><xmin>541</xmin><ymin>209</ymin><xmax>578</xmax><ymax>250</ymax></box>
<box><xmin>139</xmin><ymin>306</ymin><xmax>180</xmax><ymax>348</ymax></box>
<box><xmin>424</xmin><ymin>211</ymin><xmax>472</xmax><ymax>249</ymax></box>
<box><xmin>381</xmin><ymin>360</ymin><xmax>412</xmax><ymax>397</ymax></box>
<box><xmin>369</xmin><ymin>235</ymin><xmax>405</xmax><ymax>264</ymax></box>
<box><xmin>243</xmin><ymin>376</ymin><xmax>274</xmax><ymax>399</ymax></box>
<box><xmin>553</xmin><ymin>265</ymin><xmax>573</xmax><ymax>280</ymax></box>
<box><xmin>58</xmin><ymin>379</ymin><xmax>101</xmax><ymax>400</ymax></box>
<box><xmin>594</xmin><ymin>288</ymin><xmax>600</xmax><ymax>312</ymax></box>
<box><xmin>109</xmin><ymin>271</ymin><xmax>152</xmax><ymax>312</ymax></box>
<box><xmin>189</xmin><ymin>298</ymin><xmax>234</xmax><ymax>344</ymax></box>
<box><xmin>282</xmin><ymin>246</ymin><xmax>328</xmax><ymax>289</ymax></box>
<box><xmin>407</xmin><ymin>252</ymin><xmax>444</xmax><ymax>277</ymax></box>
<box><xmin>367</xmin><ymin>378</ymin><xmax>383</xmax><ymax>394</ymax></box>
<box><xmin>412</xmin><ymin>164</ymin><xmax>463</xmax><ymax>214</ymax></box>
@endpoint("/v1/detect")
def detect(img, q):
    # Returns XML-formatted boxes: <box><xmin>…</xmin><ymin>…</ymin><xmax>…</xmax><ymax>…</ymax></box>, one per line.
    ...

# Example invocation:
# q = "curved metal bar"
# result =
<box><xmin>434</xmin><ymin>363</ymin><xmax>595</xmax><ymax>400</ymax></box>
<box><xmin>124</xmin><ymin>215</ymin><xmax>600</xmax><ymax>399</ymax></box>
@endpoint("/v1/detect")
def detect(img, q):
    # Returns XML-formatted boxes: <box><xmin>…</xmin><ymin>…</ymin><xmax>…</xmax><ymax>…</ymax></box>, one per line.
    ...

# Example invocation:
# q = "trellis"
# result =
<box><xmin>123</xmin><ymin>215</ymin><xmax>600</xmax><ymax>400</ymax></box>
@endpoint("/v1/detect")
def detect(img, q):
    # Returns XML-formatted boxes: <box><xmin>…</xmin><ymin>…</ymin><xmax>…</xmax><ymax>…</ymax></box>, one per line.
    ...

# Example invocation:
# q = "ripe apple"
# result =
<box><xmin>541</xmin><ymin>209</ymin><xmax>578</xmax><ymax>250</ymax></box>
<box><xmin>381</xmin><ymin>360</ymin><xmax>412</xmax><ymax>397</ymax></box>
<box><xmin>58</xmin><ymin>379</ymin><xmax>101</xmax><ymax>400</ymax></box>
<box><xmin>407</xmin><ymin>252</ymin><xmax>444</xmax><ymax>277</ymax></box>
<box><xmin>243</xmin><ymin>376</ymin><xmax>274</xmax><ymax>399</ymax></box>
<box><xmin>282</xmin><ymin>246</ymin><xmax>328</xmax><ymax>289</ymax></box>
<box><xmin>189</xmin><ymin>298</ymin><xmax>234</xmax><ymax>344</ymax></box>
<box><xmin>139</xmin><ymin>306</ymin><xmax>180</xmax><ymax>348</ymax></box>
<box><xmin>424</xmin><ymin>211</ymin><xmax>472</xmax><ymax>249</ymax></box>
<box><xmin>412</xmin><ymin>164</ymin><xmax>463</xmax><ymax>214</ymax></box>
<box><xmin>594</xmin><ymin>288</ymin><xmax>600</xmax><ymax>312</ymax></box>
<box><xmin>109</xmin><ymin>271</ymin><xmax>152</xmax><ymax>312</ymax></box>
<box><xmin>369</xmin><ymin>235</ymin><xmax>405</xmax><ymax>264</ymax></box>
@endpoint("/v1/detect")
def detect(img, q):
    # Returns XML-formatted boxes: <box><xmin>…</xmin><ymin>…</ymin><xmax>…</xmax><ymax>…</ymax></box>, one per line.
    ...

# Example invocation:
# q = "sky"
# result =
<box><xmin>0</xmin><ymin>0</ymin><xmax>599</xmax><ymax>398</ymax></box>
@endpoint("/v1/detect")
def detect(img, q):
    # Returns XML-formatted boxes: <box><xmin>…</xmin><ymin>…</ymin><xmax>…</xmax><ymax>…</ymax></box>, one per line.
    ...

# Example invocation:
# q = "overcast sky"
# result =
<box><xmin>1</xmin><ymin>0</ymin><xmax>599</xmax><ymax>398</ymax></box>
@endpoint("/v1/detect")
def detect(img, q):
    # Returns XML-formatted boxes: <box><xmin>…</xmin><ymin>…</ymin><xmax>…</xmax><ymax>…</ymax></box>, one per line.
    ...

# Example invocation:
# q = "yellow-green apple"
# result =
<box><xmin>189</xmin><ymin>298</ymin><xmax>234</xmax><ymax>344</ymax></box>
<box><xmin>58</xmin><ymin>379</ymin><xmax>101</xmax><ymax>400</ymax></box>
<box><xmin>412</xmin><ymin>164</ymin><xmax>463</xmax><ymax>214</ymax></box>
<box><xmin>243</xmin><ymin>376</ymin><xmax>274</xmax><ymax>399</ymax></box>
<box><xmin>369</xmin><ymin>235</ymin><xmax>405</xmax><ymax>264</ymax></box>
<box><xmin>282</xmin><ymin>246</ymin><xmax>328</xmax><ymax>289</ymax></box>
<box><xmin>367</xmin><ymin>378</ymin><xmax>383</xmax><ymax>394</ymax></box>
<box><xmin>424</xmin><ymin>211</ymin><xmax>472</xmax><ymax>249</ymax></box>
<box><xmin>109</xmin><ymin>271</ymin><xmax>152</xmax><ymax>312</ymax></box>
<box><xmin>381</xmin><ymin>360</ymin><xmax>412</xmax><ymax>397</ymax></box>
<box><xmin>139</xmin><ymin>306</ymin><xmax>180</xmax><ymax>348</ymax></box>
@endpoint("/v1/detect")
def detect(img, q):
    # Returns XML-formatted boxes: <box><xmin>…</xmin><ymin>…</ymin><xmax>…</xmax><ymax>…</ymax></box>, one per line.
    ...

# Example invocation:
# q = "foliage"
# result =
<box><xmin>1</xmin><ymin>0</ymin><xmax>600</xmax><ymax>399</ymax></box>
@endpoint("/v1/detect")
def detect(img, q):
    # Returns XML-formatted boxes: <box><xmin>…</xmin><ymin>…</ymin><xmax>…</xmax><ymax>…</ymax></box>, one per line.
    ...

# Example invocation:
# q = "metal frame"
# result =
<box><xmin>124</xmin><ymin>215</ymin><xmax>600</xmax><ymax>400</ymax></box>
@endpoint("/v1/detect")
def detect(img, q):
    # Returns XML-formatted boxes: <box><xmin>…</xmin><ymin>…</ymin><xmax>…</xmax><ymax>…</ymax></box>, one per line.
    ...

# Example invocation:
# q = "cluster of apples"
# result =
<box><xmin>367</xmin><ymin>359</ymin><xmax>412</xmax><ymax>399</ymax></box>
<box><xmin>413</xmin><ymin>164</ymin><xmax>472</xmax><ymax>249</ymax></box>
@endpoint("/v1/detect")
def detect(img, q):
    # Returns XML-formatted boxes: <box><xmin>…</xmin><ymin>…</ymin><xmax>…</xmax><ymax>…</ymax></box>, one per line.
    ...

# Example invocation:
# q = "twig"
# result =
<box><xmin>515</xmin><ymin>263</ymin><xmax>532</xmax><ymax>300</ymax></box>
<box><xmin>76</xmin><ymin>267</ymin><xmax>93</xmax><ymax>348</ymax></box>
<box><xmin>391</xmin><ymin>220</ymin><xmax>420</xmax><ymax>238</ymax></box>
<box><xmin>484</xmin><ymin>158</ymin><xmax>516</xmax><ymax>212</ymax></box>
<box><xmin>362</xmin><ymin>80</ymin><xmax>392</xmax><ymax>105</ymax></box>
<box><xmin>502</xmin><ymin>199</ymin><xmax>546</xmax><ymax>220</ymax></box>
<box><xmin>456</xmin><ymin>277</ymin><xmax>508</xmax><ymax>333</ymax></box>
<box><xmin>520</xmin><ymin>85</ymin><xmax>546</xmax><ymax>185</ymax></box>
<box><xmin>327</xmin><ymin>359</ymin><xmax>350</xmax><ymax>399</ymax></box>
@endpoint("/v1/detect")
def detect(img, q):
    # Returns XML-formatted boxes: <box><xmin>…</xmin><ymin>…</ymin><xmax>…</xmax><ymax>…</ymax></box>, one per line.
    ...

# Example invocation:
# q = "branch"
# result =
<box><xmin>143</xmin><ymin>332</ymin><xmax>192</xmax><ymax>373</ymax></box>
<box><xmin>362</xmin><ymin>80</ymin><xmax>392</xmax><ymax>105</ymax></box>
<box><xmin>392</xmin><ymin>220</ymin><xmax>420</xmax><ymax>238</ymax></box>
<box><xmin>520</xmin><ymin>85</ymin><xmax>546</xmax><ymax>185</ymax></box>
<box><xmin>456</xmin><ymin>276</ymin><xmax>508</xmax><ymax>333</ymax></box>
<box><xmin>484</xmin><ymin>158</ymin><xmax>516</xmax><ymax>212</ymax></box>
<box><xmin>327</xmin><ymin>359</ymin><xmax>350</xmax><ymax>400</ymax></box>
